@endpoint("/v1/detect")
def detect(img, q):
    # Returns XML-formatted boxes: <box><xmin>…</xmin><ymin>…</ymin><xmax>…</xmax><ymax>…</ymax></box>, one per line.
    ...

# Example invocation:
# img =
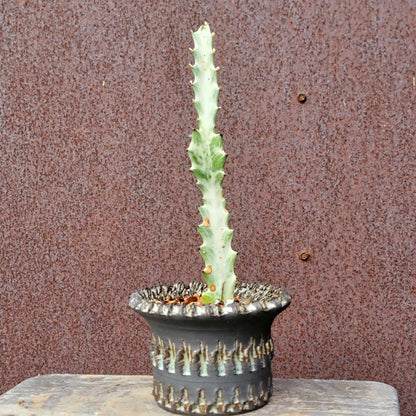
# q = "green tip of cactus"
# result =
<box><xmin>188</xmin><ymin>23</ymin><xmax>237</xmax><ymax>303</ymax></box>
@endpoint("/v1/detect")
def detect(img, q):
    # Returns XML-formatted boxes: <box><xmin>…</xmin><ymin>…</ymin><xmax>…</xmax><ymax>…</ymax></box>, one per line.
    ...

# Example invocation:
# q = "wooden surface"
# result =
<box><xmin>0</xmin><ymin>374</ymin><xmax>400</xmax><ymax>415</ymax></box>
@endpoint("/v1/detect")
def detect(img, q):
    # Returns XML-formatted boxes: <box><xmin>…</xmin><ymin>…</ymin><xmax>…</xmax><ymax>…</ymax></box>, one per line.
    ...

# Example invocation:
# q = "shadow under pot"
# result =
<box><xmin>129</xmin><ymin>281</ymin><xmax>291</xmax><ymax>415</ymax></box>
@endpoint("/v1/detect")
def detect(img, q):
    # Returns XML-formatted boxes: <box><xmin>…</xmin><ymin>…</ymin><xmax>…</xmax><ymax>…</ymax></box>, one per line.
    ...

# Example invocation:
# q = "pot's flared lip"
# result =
<box><xmin>129</xmin><ymin>281</ymin><xmax>291</xmax><ymax>319</ymax></box>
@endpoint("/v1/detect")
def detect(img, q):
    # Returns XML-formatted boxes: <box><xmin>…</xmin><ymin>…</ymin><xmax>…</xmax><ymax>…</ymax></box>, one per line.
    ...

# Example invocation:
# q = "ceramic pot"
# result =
<box><xmin>129</xmin><ymin>281</ymin><xmax>291</xmax><ymax>415</ymax></box>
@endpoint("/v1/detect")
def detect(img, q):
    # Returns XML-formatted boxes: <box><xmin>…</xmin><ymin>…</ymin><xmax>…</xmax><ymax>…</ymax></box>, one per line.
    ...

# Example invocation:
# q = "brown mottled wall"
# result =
<box><xmin>1</xmin><ymin>1</ymin><xmax>415</xmax><ymax>415</ymax></box>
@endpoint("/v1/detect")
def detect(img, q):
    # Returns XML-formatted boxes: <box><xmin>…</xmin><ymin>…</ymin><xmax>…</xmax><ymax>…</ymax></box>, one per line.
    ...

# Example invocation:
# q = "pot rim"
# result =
<box><xmin>129</xmin><ymin>281</ymin><xmax>291</xmax><ymax>319</ymax></box>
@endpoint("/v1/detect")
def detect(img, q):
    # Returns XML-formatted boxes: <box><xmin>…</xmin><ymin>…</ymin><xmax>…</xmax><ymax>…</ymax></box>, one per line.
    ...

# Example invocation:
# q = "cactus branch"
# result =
<box><xmin>188</xmin><ymin>22</ymin><xmax>237</xmax><ymax>303</ymax></box>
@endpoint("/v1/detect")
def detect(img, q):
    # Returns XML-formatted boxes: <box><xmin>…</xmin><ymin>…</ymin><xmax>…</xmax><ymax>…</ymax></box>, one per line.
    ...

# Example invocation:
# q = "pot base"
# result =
<box><xmin>153</xmin><ymin>378</ymin><xmax>272</xmax><ymax>415</ymax></box>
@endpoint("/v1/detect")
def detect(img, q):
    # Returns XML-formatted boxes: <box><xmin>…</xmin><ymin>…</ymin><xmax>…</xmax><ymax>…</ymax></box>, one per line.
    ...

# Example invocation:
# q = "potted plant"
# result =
<box><xmin>129</xmin><ymin>22</ymin><xmax>291</xmax><ymax>415</ymax></box>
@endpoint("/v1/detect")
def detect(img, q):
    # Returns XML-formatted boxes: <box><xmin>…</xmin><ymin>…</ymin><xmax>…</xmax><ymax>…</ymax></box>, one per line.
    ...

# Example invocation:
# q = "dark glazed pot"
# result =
<box><xmin>129</xmin><ymin>281</ymin><xmax>291</xmax><ymax>415</ymax></box>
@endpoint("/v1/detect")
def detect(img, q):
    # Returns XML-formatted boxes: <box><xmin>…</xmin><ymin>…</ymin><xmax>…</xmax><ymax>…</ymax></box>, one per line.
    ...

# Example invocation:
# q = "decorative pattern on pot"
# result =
<box><xmin>150</xmin><ymin>336</ymin><xmax>274</xmax><ymax>377</ymax></box>
<box><xmin>153</xmin><ymin>381</ymin><xmax>273</xmax><ymax>414</ymax></box>
<box><xmin>130</xmin><ymin>281</ymin><xmax>291</xmax><ymax>318</ymax></box>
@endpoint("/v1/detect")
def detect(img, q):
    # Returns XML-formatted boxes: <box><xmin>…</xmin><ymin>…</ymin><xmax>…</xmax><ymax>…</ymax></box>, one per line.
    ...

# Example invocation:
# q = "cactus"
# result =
<box><xmin>189</xmin><ymin>22</ymin><xmax>237</xmax><ymax>303</ymax></box>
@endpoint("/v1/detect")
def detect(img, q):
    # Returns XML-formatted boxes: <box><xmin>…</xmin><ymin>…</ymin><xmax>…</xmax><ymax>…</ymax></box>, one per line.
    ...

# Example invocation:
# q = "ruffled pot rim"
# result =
<box><xmin>129</xmin><ymin>281</ymin><xmax>291</xmax><ymax>319</ymax></box>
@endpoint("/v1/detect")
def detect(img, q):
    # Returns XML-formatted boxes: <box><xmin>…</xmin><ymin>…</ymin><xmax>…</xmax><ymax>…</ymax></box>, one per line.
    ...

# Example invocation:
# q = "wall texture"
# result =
<box><xmin>1</xmin><ymin>1</ymin><xmax>415</xmax><ymax>415</ymax></box>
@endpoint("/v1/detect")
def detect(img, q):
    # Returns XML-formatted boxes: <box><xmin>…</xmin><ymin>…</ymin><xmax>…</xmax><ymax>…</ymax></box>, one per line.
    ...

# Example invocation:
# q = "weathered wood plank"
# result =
<box><xmin>0</xmin><ymin>375</ymin><xmax>400</xmax><ymax>415</ymax></box>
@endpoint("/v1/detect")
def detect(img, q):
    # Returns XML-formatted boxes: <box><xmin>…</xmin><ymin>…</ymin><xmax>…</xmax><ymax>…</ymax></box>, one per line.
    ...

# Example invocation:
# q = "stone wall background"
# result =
<box><xmin>1</xmin><ymin>1</ymin><xmax>415</xmax><ymax>415</ymax></box>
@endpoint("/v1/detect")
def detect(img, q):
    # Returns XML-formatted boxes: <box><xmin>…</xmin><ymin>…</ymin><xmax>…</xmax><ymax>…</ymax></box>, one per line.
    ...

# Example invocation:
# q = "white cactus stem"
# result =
<box><xmin>188</xmin><ymin>22</ymin><xmax>237</xmax><ymax>303</ymax></box>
